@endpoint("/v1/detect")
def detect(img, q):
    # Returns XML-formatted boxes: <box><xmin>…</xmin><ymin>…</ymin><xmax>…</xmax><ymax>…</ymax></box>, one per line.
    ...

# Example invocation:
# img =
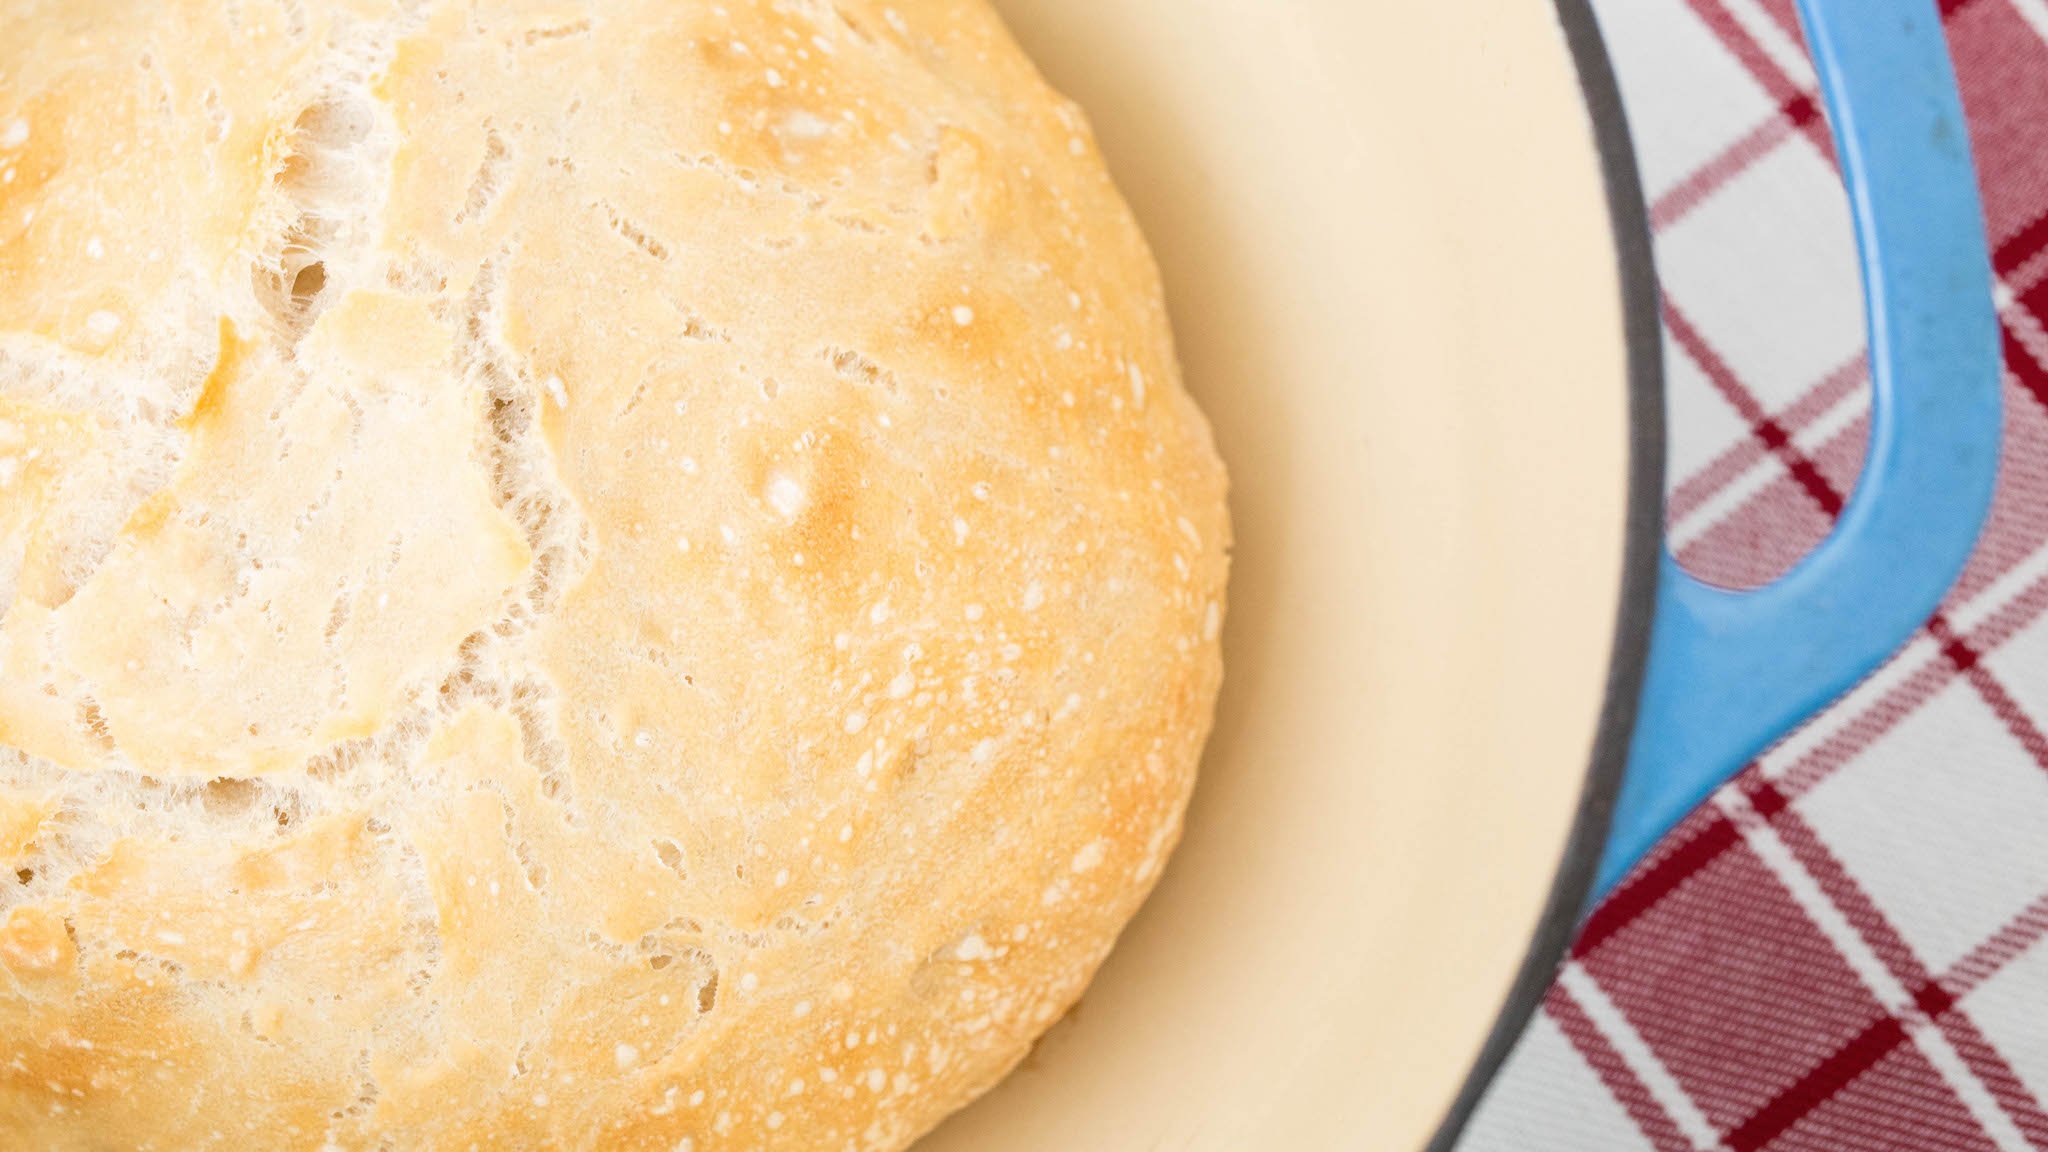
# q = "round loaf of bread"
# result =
<box><xmin>0</xmin><ymin>1</ymin><xmax>1227</xmax><ymax>1149</ymax></box>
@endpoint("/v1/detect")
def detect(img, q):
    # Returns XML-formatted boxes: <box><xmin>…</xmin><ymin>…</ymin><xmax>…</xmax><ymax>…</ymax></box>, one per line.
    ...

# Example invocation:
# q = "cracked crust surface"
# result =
<box><xmin>0</xmin><ymin>1</ymin><xmax>1229</xmax><ymax>1149</ymax></box>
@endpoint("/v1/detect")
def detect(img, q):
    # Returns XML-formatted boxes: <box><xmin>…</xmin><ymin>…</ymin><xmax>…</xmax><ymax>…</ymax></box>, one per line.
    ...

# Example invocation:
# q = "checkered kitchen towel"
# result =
<box><xmin>1460</xmin><ymin>1</ymin><xmax>2048</xmax><ymax>1150</ymax></box>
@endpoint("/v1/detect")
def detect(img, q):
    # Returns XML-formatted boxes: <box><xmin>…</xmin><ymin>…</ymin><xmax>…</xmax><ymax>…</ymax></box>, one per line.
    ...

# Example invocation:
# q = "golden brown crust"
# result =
<box><xmin>0</xmin><ymin>1</ymin><xmax>1228</xmax><ymax>1148</ymax></box>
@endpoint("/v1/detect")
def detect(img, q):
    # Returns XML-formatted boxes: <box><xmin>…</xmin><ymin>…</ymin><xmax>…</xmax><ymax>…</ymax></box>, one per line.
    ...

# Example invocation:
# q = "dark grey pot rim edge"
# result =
<box><xmin>1421</xmin><ymin>3</ymin><xmax>1666</xmax><ymax>1149</ymax></box>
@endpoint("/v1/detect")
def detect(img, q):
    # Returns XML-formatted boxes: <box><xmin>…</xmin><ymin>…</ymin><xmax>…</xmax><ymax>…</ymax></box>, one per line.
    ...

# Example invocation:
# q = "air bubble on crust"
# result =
<box><xmin>251</xmin><ymin>82</ymin><xmax>394</xmax><ymax>348</ymax></box>
<box><xmin>653</xmin><ymin>838</ymin><xmax>688</xmax><ymax>878</ymax></box>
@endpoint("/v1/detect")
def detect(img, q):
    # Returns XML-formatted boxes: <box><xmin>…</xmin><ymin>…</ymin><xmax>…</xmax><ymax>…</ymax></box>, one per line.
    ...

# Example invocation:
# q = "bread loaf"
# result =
<box><xmin>0</xmin><ymin>1</ymin><xmax>1228</xmax><ymax>1148</ymax></box>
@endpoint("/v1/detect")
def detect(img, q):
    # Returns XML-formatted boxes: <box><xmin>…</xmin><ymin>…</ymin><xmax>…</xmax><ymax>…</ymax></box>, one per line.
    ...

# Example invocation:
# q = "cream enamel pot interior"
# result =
<box><xmin>921</xmin><ymin>3</ymin><xmax>1645</xmax><ymax>1149</ymax></box>
<box><xmin>914</xmin><ymin>0</ymin><xmax>2006</xmax><ymax>1148</ymax></box>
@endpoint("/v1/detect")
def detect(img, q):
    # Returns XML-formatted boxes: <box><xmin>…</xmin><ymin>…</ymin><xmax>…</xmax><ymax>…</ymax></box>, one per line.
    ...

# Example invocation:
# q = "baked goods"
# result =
<box><xmin>0</xmin><ymin>0</ymin><xmax>1229</xmax><ymax>1148</ymax></box>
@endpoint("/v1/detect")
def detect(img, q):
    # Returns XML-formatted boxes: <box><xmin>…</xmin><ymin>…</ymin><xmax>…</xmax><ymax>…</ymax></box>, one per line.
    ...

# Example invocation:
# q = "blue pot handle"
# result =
<box><xmin>1592</xmin><ymin>0</ymin><xmax>2004</xmax><ymax>900</ymax></box>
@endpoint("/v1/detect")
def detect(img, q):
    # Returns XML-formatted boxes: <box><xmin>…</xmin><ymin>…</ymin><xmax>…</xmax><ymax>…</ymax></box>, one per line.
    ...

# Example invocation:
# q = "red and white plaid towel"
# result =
<box><xmin>1461</xmin><ymin>2</ymin><xmax>2048</xmax><ymax>1149</ymax></box>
